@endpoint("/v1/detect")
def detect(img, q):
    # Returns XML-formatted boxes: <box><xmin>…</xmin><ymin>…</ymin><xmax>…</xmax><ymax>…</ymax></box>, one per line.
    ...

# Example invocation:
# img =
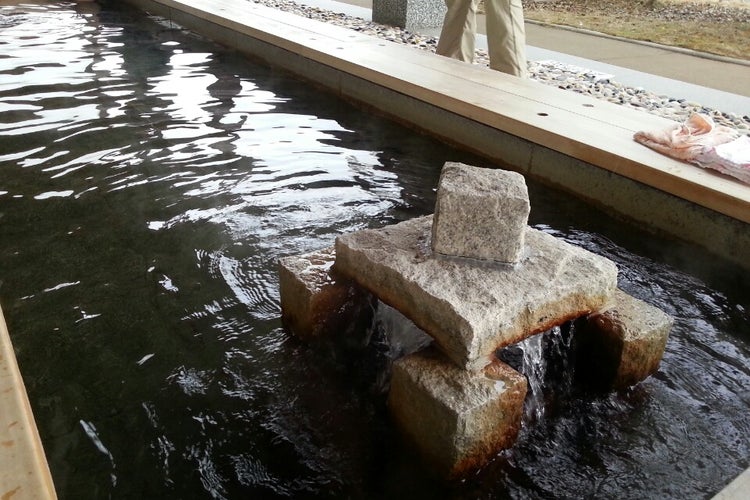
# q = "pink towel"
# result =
<box><xmin>634</xmin><ymin>113</ymin><xmax>749</xmax><ymax>184</ymax></box>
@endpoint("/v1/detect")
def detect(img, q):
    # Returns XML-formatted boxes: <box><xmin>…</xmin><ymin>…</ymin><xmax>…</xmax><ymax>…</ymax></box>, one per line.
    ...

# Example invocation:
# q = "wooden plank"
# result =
<box><xmin>1</xmin><ymin>306</ymin><xmax>58</xmax><ymax>499</ymax></box>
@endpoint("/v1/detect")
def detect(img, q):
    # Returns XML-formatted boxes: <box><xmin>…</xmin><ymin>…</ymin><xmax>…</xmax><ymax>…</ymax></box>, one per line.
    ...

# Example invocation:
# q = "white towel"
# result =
<box><xmin>695</xmin><ymin>135</ymin><xmax>750</xmax><ymax>184</ymax></box>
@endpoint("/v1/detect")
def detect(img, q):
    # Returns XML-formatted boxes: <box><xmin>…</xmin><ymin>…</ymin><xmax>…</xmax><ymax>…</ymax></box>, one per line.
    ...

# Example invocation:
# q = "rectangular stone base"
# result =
<box><xmin>575</xmin><ymin>289</ymin><xmax>672</xmax><ymax>389</ymax></box>
<box><xmin>388</xmin><ymin>347</ymin><xmax>527</xmax><ymax>478</ymax></box>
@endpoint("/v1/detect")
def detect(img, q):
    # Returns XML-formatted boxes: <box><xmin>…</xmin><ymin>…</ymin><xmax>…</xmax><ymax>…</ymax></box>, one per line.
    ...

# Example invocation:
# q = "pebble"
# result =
<box><xmin>251</xmin><ymin>0</ymin><xmax>750</xmax><ymax>132</ymax></box>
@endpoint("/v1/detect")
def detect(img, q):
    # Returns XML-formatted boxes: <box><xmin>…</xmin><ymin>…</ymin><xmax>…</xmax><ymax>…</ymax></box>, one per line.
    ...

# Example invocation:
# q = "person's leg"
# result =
<box><xmin>436</xmin><ymin>0</ymin><xmax>478</xmax><ymax>63</ymax></box>
<box><xmin>485</xmin><ymin>0</ymin><xmax>528</xmax><ymax>77</ymax></box>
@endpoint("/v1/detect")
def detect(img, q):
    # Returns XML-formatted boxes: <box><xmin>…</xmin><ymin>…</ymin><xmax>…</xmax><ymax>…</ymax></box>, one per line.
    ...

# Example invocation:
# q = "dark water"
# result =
<box><xmin>1</xmin><ymin>2</ymin><xmax>748</xmax><ymax>499</ymax></box>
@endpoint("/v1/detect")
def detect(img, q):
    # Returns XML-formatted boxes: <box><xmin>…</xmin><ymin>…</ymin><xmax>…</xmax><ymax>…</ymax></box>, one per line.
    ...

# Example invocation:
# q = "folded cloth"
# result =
<box><xmin>634</xmin><ymin>113</ymin><xmax>739</xmax><ymax>161</ymax></box>
<box><xmin>695</xmin><ymin>135</ymin><xmax>750</xmax><ymax>184</ymax></box>
<box><xmin>634</xmin><ymin>113</ymin><xmax>749</xmax><ymax>184</ymax></box>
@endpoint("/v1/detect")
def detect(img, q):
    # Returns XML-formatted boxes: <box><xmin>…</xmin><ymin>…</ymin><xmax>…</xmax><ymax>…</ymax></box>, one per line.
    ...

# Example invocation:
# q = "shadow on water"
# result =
<box><xmin>0</xmin><ymin>2</ymin><xmax>748</xmax><ymax>499</ymax></box>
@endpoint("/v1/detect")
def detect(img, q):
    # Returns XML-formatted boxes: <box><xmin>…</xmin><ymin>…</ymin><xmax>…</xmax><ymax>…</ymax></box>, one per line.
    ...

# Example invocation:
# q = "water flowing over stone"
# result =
<box><xmin>519</xmin><ymin>333</ymin><xmax>547</xmax><ymax>421</ymax></box>
<box><xmin>374</xmin><ymin>302</ymin><xmax>434</xmax><ymax>360</ymax></box>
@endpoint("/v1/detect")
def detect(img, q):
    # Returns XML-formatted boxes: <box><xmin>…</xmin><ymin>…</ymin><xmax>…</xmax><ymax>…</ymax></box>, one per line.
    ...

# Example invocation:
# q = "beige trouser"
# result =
<box><xmin>435</xmin><ymin>0</ymin><xmax>528</xmax><ymax>78</ymax></box>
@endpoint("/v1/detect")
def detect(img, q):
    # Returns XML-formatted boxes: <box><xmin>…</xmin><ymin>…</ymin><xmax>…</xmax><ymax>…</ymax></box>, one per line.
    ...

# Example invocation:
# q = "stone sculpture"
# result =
<box><xmin>278</xmin><ymin>162</ymin><xmax>672</xmax><ymax>478</ymax></box>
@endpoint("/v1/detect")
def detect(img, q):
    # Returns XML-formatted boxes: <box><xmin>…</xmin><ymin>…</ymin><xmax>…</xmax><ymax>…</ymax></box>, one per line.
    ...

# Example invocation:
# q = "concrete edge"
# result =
<box><xmin>0</xmin><ymin>305</ymin><xmax>57</xmax><ymax>499</ymax></box>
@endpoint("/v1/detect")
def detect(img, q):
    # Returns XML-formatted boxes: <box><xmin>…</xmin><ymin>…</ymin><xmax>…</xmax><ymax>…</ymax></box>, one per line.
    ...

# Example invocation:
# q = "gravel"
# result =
<box><xmin>250</xmin><ymin>0</ymin><xmax>750</xmax><ymax>132</ymax></box>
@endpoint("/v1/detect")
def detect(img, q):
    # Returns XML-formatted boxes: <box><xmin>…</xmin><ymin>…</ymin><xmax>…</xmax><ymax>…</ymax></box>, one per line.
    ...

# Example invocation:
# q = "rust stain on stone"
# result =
<box><xmin>1</xmin><ymin>439</ymin><xmax>13</xmax><ymax>447</ymax></box>
<box><xmin>446</xmin><ymin>360</ymin><xmax>528</xmax><ymax>478</ymax></box>
<box><xmin>2</xmin><ymin>486</ymin><xmax>21</xmax><ymax>500</ymax></box>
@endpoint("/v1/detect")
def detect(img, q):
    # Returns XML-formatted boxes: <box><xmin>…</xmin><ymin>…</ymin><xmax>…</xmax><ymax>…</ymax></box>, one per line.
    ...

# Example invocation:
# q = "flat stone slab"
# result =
<box><xmin>388</xmin><ymin>347</ymin><xmax>527</xmax><ymax>478</ymax></box>
<box><xmin>334</xmin><ymin>216</ymin><xmax>618</xmax><ymax>370</ymax></box>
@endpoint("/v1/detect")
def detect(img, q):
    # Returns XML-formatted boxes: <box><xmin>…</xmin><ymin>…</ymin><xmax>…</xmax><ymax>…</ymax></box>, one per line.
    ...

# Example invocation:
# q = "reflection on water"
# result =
<box><xmin>0</xmin><ymin>2</ymin><xmax>748</xmax><ymax>499</ymax></box>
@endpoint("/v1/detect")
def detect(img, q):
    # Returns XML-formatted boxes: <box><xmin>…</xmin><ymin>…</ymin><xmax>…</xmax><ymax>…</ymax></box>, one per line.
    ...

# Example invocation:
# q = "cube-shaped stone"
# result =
<box><xmin>575</xmin><ymin>289</ymin><xmax>673</xmax><ymax>389</ymax></box>
<box><xmin>388</xmin><ymin>347</ymin><xmax>527</xmax><ymax>478</ymax></box>
<box><xmin>431</xmin><ymin>163</ymin><xmax>530</xmax><ymax>263</ymax></box>
<box><xmin>279</xmin><ymin>247</ymin><xmax>370</xmax><ymax>339</ymax></box>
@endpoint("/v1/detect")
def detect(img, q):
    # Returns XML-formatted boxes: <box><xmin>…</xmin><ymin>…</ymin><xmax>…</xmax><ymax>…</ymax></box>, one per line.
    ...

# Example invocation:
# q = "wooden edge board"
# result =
<box><xmin>0</xmin><ymin>306</ymin><xmax>57</xmax><ymax>499</ymax></box>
